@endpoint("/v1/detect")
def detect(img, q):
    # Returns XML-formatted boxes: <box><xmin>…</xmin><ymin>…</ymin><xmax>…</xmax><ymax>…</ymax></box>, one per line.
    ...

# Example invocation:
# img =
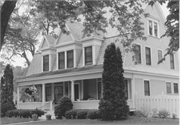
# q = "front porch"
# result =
<box><xmin>17</xmin><ymin>78</ymin><xmax>134</xmax><ymax>111</ymax></box>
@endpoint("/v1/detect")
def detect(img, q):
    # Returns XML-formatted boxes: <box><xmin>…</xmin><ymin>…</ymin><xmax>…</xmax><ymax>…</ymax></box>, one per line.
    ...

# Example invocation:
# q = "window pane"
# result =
<box><xmin>43</xmin><ymin>55</ymin><xmax>49</xmax><ymax>71</ymax></box>
<box><xmin>59</xmin><ymin>52</ymin><xmax>65</xmax><ymax>69</ymax></box>
<box><xmin>170</xmin><ymin>54</ymin><xmax>175</xmax><ymax>69</ymax></box>
<box><xmin>166</xmin><ymin>82</ymin><xmax>171</xmax><ymax>93</ymax></box>
<box><xmin>135</xmin><ymin>45</ymin><xmax>141</xmax><ymax>64</ymax></box>
<box><xmin>85</xmin><ymin>46</ymin><xmax>92</xmax><ymax>65</ymax></box>
<box><xmin>149</xmin><ymin>20</ymin><xmax>152</xmax><ymax>35</ymax></box>
<box><xmin>145</xmin><ymin>47</ymin><xmax>151</xmax><ymax>65</ymax></box>
<box><xmin>67</xmin><ymin>50</ymin><xmax>73</xmax><ymax>68</ymax></box>
<box><xmin>174</xmin><ymin>83</ymin><xmax>178</xmax><ymax>94</ymax></box>
<box><xmin>45</xmin><ymin>86</ymin><xmax>51</xmax><ymax>101</ymax></box>
<box><xmin>144</xmin><ymin>81</ymin><xmax>150</xmax><ymax>96</ymax></box>
<box><xmin>158</xmin><ymin>50</ymin><xmax>162</xmax><ymax>62</ymax></box>
<box><xmin>154</xmin><ymin>22</ymin><xmax>158</xmax><ymax>37</ymax></box>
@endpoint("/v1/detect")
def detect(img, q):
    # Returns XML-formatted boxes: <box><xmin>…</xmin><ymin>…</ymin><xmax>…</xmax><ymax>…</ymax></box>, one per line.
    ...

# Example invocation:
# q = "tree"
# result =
<box><xmin>149</xmin><ymin>0</ymin><xmax>179</xmax><ymax>63</ymax></box>
<box><xmin>99</xmin><ymin>43</ymin><xmax>129</xmax><ymax>120</ymax></box>
<box><xmin>0</xmin><ymin>0</ymin><xmax>17</xmax><ymax>50</ymax></box>
<box><xmin>1</xmin><ymin>64</ymin><xmax>16</xmax><ymax>117</ymax></box>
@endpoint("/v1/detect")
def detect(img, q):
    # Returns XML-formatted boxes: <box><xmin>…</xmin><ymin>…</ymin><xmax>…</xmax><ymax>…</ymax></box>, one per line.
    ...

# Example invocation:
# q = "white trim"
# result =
<box><xmin>147</xmin><ymin>18</ymin><xmax>160</xmax><ymax>38</ymax></box>
<box><xmin>134</xmin><ymin>43</ymin><xmax>143</xmax><ymax>65</ymax></box>
<box><xmin>92</xmin><ymin>46</ymin><xmax>95</xmax><ymax>65</ymax></box>
<box><xmin>65</xmin><ymin>51</ymin><xmax>67</xmax><ymax>69</ymax></box>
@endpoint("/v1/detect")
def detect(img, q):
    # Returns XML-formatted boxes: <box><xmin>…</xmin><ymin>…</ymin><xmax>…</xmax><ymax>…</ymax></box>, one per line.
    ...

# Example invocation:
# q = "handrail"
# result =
<box><xmin>38</xmin><ymin>101</ymin><xmax>52</xmax><ymax>110</ymax></box>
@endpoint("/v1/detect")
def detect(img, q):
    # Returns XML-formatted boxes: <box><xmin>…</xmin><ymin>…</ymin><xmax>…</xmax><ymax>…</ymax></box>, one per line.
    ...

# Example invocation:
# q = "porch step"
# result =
<box><xmin>39</xmin><ymin>110</ymin><xmax>56</xmax><ymax>120</ymax></box>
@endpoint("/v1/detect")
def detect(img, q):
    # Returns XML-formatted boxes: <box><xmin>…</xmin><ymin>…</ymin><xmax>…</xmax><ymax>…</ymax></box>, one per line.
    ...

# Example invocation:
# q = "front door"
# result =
<box><xmin>54</xmin><ymin>86</ymin><xmax>63</xmax><ymax>103</ymax></box>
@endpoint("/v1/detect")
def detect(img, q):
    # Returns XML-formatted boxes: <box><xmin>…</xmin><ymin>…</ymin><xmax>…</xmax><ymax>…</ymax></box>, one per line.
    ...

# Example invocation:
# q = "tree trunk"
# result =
<box><xmin>1</xmin><ymin>0</ymin><xmax>17</xmax><ymax>50</ymax></box>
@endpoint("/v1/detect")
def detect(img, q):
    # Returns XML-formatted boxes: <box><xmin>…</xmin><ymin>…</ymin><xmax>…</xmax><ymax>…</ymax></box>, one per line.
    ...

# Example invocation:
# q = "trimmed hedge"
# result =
<box><xmin>65</xmin><ymin>109</ymin><xmax>101</xmax><ymax>119</ymax></box>
<box><xmin>5</xmin><ymin>109</ymin><xmax>45</xmax><ymax>118</ymax></box>
<box><xmin>87</xmin><ymin>110</ymin><xmax>100</xmax><ymax>119</ymax></box>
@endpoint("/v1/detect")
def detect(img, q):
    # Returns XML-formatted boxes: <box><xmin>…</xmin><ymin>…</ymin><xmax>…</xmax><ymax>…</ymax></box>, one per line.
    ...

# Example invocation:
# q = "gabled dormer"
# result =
<box><xmin>55</xmin><ymin>22</ymin><xmax>83</xmax><ymax>70</ymax></box>
<box><xmin>39</xmin><ymin>35</ymin><xmax>56</xmax><ymax>72</ymax></box>
<box><xmin>81</xmin><ymin>31</ymin><xmax>104</xmax><ymax>66</ymax></box>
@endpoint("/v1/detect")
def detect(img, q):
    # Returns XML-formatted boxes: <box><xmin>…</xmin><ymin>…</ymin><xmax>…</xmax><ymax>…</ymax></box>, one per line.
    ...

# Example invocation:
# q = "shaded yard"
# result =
<box><xmin>1</xmin><ymin>117</ymin><xmax>33</xmax><ymax>124</ymax></box>
<box><xmin>8</xmin><ymin>116</ymin><xmax>179</xmax><ymax>125</ymax></box>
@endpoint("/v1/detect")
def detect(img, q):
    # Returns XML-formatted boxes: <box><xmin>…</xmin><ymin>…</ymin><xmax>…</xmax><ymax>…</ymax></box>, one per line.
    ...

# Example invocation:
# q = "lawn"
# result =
<box><xmin>11</xmin><ymin>116</ymin><xmax>179</xmax><ymax>125</ymax></box>
<box><xmin>0</xmin><ymin>117</ymin><xmax>35</xmax><ymax>124</ymax></box>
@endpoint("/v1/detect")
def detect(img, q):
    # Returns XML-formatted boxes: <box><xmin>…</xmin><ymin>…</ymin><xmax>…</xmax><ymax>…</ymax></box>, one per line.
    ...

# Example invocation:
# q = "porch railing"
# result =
<box><xmin>38</xmin><ymin>101</ymin><xmax>53</xmax><ymax>110</ymax></box>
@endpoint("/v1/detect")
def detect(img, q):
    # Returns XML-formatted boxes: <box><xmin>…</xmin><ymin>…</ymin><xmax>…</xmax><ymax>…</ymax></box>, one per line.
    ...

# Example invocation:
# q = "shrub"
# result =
<box><xmin>157</xmin><ymin>109</ymin><xmax>169</xmax><ymax>119</ymax></box>
<box><xmin>87</xmin><ymin>110</ymin><xmax>100</xmax><ymax>119</ymax></box>
<box><xmin>99</xmin><ymin>43</ymin><xmax>129</xmax><ymax>120</ymax></box>
<box><xmin>77</xmin><ymin>109</ymin><xmax>89</xmax><ymax>119</ymax></box>
<box><xmin>134</xmin><ymin>110</ymin><xmax>144</xmax><ymax>117</ymax></box>
<box><xmin>65</xmin><ymin>109</ymin><xmax>81</xmax><ymax>119</ymax></box>
<box><xmin>5</xmin><ymin>109</ymin><xmax>45</xmax><ymax>118</ymax></box>
<box><xmin>54</xmin><ymin>96</ymin><xmax>73</xmax><ymax>119</ymax></box>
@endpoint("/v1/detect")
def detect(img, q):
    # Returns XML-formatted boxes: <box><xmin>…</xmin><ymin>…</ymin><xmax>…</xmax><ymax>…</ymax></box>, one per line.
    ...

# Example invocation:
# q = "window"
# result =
<box><xmin>158</xmin><ymin>50</ymin><xmax>163</xmax><ymax>62</ymax></box>
<box><xmin>45</xmin><ymin>86</ymin><xmax>51</xmax><ymax>101</ymax></box>
<box><xmin>145</xmin><ymin>47</ymin><xmax>151</xmax><ymax>65</ymax></box>
<box><xmin>170</xmin><ymin>53</ymin><xmax>175</xmax><ymax>69</ymax></box>
<box><xmin>154</xmin><ymin>22</ymin><xmax>158</xmax><ymax>37</ymax></box>
<box><xmin>148</xmin><ymin>20</ymin><xmax>158</xmax><ymax>37</ymax></box>
<box><xmin>166</xmin><ymin>82</ymin><xmax>171</xmax><ymax>93</ymax></box>
<box><xmin>43</xmin><ymin>55</ymin><xmax>49</xmax><ymax>71</ymax></box>
<box><xmin>85</xmin><ymin>46</ymin><xmax>92</xmax><ymax>65</ymax></box>
<box><xmin>67</xmin><ymin>50</ymin><xmax>74</xmax><ymax>68</ymax></box>
<box><xmin>174</xmin><ymin>83</ymin><xmax>178</xmax><ymax>94</ymax></box>
<box><xmin>144</xmin><ymin>80</ymin><xmax>150</xmax><ymax>96</ymax></box>
<box><xmin>58</xmin><ymin>52</ymin><xmax>65</xmax><ymax>69</ymax></box>
<box><xmin>135</xmin><ymin>44</ymin><xmax>141</xmax><ymax>64</ymax></box>
<box><xmin>149</xmin><ymin>20</ymin><xmax>153</xmax><ymax>36</ymax></box>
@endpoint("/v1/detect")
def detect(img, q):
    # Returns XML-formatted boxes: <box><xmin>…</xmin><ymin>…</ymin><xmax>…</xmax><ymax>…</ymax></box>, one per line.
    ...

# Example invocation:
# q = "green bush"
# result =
<box><xmin>77</xmin><ymin>109</ymin><xmax>89</xmax><ymax>119</ymax></box>
<box><xmin>87</xmin><ymin>110</ymin><xmax>100</xmax><ymax>119</ymax></box>
<box><xmin>157</xmin><ymin>109</ymin><xmax>169</xmax><ymax>119</ymax></box>
<box><xmin>5</xmin><ymin>109</ymin><xmax>45</xmax><ymax>118</ymax></box>
<box><xmin>54</xmin><ymin>96</ymin><xmax>73</xmax><ymax>119</ymax></box>
<box><xmin>65</xmin><ymin>109</ymin><xmax>79</xmax><ymax>119</ymax></box>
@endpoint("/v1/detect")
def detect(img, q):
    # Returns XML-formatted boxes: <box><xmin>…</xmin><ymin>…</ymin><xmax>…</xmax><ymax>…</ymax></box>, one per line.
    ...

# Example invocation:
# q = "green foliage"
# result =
<box><xmin>157</xmin><ymin>109</ymin><xmax>170</xmax><ymax>119</ymax></box>
<box><xmin>54</xmin><ymin>96</ymin><xmax>73</xmax><ymax>119</ymax></box>
<box><xmin>86</xmin><ymin>110</ymin><xmax>101</xmax><ymax>119</ymax></box>
<box><xmin>1</xmin><ymin>64</ymin><xmax>16</xmax><ymax>117</ymax></box>
<box><xmin>65</xmin><ymin>109</ymin><xmax>79</xmax><ymax>119</ymax></box>
<box><xmin>76</xmin><ymin>110</ymin><xmax>89</xmax><ymax>119</ymax></box>
<box><xmin>99</xmin><ymin>43</ymin><xmax>129</xmax><ymax>120</ymax></box>
<box><xmin>5</xmin><ymin>109</ymin><xmax>45</xmax><ymax>118</ymax></box>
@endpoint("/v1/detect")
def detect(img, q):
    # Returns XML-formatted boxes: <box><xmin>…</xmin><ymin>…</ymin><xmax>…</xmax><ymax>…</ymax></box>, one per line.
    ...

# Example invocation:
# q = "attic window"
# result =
<box><xmin>148</xmin><ymin>19</ymin><xmax>159</xmax><ymax>38</ymax></box>
<box><xmin>43</xmin><ymin>55</ymin><xmax>49</xmax><ymax>71</ymax></box>
<box><xmin>67</xmin><ymin>50</ymin><xmax>74</xmax><ymax>68</ymax></box>
<box><xmin>85</xmin><ymin>46</ymin><xmax>92</xmax><ymax>65</ymax></box>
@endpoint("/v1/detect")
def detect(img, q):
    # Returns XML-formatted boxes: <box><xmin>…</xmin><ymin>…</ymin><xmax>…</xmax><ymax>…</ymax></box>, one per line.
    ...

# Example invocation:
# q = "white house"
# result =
<box><xmin>16</xmin><ymin>2</ymin><xmax>179</xmax><ymax>114</ymax></box>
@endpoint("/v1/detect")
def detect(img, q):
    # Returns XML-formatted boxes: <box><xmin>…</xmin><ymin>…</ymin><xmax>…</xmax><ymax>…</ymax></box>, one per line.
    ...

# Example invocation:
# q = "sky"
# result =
<box><xmin>3</xmin><ymin>3</ymin><xmax>170</xmax><ymax>67</ymax></box>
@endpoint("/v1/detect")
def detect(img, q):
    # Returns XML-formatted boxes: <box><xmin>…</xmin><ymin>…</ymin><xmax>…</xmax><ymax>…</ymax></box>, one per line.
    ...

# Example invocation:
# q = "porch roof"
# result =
<box><xmin>23</xmin><ymin>64</ymin><xmax>103</xmax><ymax>79</ymax></box>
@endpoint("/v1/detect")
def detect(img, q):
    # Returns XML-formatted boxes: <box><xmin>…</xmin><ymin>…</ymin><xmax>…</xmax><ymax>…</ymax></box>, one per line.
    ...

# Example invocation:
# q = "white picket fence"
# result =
<box><xmin>135</xmin><ymin>94</ymin><xmax>179</xmax><ymax>118</ymax></box>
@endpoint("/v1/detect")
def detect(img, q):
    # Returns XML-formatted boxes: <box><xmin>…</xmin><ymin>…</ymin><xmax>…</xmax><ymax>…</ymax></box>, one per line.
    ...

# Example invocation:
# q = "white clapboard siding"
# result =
<box><xmin>135</xmin><ymin>94</ymin><xmax>179</xmax><ymax>118</ymax></box>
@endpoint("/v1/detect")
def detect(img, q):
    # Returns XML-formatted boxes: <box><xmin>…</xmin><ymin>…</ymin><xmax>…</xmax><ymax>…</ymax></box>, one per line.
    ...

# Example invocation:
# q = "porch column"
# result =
<box><xmin>42</xmin><ymin>83</ymin><xmax>45</xmax><ymax>106</ymax></box>
<box><xmin>71</xmin><ymin>80</ymin><xmax>74</xmax><ymax>102</ymax></box>
<box><xmin>17</xmin><ymin>86</ymin><xmax>20</xmax><ymax>109</ymax></box>
<box><xmin>132</xmin><ymin>74</ymin><xmax>136</xmax><ymax>109</ymax></box>
<box><xmin>51</xmin><ymin>83</ymin><xmax>54</xmax><ymax>101</ymax></box>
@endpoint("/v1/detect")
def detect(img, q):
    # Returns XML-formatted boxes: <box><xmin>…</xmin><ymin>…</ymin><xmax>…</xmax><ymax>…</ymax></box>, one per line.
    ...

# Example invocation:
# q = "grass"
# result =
<box><xmin>0</xmin><ymin>117</ymin><xmax>36</xmax><ymax>124</ymax></box>
<box><xmin>14</xmin><ymin>116</ymin><xmax>179</xmax><ymax>125</ymax></box>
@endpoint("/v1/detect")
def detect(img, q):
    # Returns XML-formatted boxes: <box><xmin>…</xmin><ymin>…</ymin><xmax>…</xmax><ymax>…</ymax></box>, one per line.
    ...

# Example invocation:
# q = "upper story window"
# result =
<box><xmin>148</xmin><ymin>19</ymin><xmax>159</xmax><ymax>38</ymax></box>
<box><xmin>166</xmin><ymin>82</ymin><xmax>172</xmax><ymax>94</ymax></box>
<box><xmin>58</xmin><ymin>52</ymin><xmax>65</xmax><ymax>69</ymax></box>
<box><xmin>174</xmin><ymin>83</ymin><xmax>178</xmax><ymax>94</ymax></box>
<box><xmin>43</xmin><ymin>55</ymin><xmax>49</xmax><ymax>71</ymax></box>
<box><xmin>67</xmin><ymin>50</ymin><xmax>74</xmax><ymax>68</ymax></box>
<box><xmin>145</xmin><ymin>47</ymin><xmax>151</xmax><ymax>65</ymax></box>
<box><xmin>170</xmin><ymin>53</ymin><xmax>175</xmax><ymax>69</ymax></box>
<box><xmin>144</xmin><ymin>80</ymin><xmax>150</xmax><ymax>96</ymax></box>
<box><xmin>158</xmin><ymin>50</ymin><xmax>163</xmax><ymax>62</ymax></box>
<box><xmin>85</xmin><ymin>46</ymin><xmax>92</xmax><ymax>65</ymax></box>
<box><xmin>135</xmin><ymin>44</ymin><xmax>141</xmax><ymax>64</ymax></box>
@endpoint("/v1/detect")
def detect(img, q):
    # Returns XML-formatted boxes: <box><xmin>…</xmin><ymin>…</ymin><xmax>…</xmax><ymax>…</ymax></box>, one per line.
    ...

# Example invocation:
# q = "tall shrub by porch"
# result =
<box><xmin>99</xmin><ymin>43</ymin><xmax>129</xmax><ymax>120</ymax></box>
<box><xmin>1</xmin><ymin>64</ymin><xmax>16</xmax><ymax>117</ymax></box>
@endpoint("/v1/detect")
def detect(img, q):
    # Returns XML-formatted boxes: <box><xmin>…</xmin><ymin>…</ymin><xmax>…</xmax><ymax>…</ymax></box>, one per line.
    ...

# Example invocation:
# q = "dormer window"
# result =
<box><xmin>85</xmin><ymin>46</ymin><xmax>92</xmax><ymax>65</ymax></box>
<box><xmin>67</xmin><ymin>50</ymin><xmax>74</xmax><ymax>68</ymax></box>
<box><xmin>148</xmin><ymin>19</ymin><xmax>159</xmax><ymax>38</ymax></box>
<box><xmin>58</xmin><ymin>52</ymin><xmax>65</xmax><ymax>69</ymax></box>
<box><xmin>43</xmin><ymin>55</ymin><xmax>49</xmax><ymax>71</ymax></box>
